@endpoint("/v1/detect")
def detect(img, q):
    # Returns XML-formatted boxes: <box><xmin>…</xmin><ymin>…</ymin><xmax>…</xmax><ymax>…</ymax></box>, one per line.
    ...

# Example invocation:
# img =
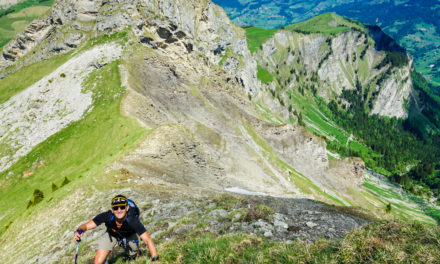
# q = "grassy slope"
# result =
<box><xmin>158</xmin><ymin>221</ymin><xmax>440</xmax><ymax>264</ymax></box>
<box><xmin>0</xmin><ymin>51</ymin><xmax>73</xmax><ymax>104</ymax></box>
<box><xmin>361</xmin><ymin>174</ymin><xmax>439</xmax><ymax>225</ymax></box>
<box><xmin>285</xmin><ymin>13</ymin><xmax>364</xmax><ymax>35</ymax></box>
<box><xmin>75</xmin><ymin>220</ymin><xmax>439</xmax><ymax>264</ymax></box>
<box><xmin>0</xmin><ymin>0</ymin><xmax>54</xmax><ymax>48</ymax></box>
<box><xmin>257</xmin><ymin>64</ymin><xmax>273</xmax><ymax>84</ymax></box>
<box><xmin>0</xmin><ymin>36</ymin><xmax>148</xmax><ymax>236</ymax></box>
<box><xmin>244</xmin><ymin>26</ymin><xmax>278</xmax><ymax>53</ymax></box>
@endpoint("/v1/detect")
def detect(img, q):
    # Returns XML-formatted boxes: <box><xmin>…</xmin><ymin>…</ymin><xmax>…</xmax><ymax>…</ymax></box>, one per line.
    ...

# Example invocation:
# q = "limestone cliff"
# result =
<box><xmin>253</xmin><ymin>14</ymin><xmax>413</xmax><ymax>119</ymax></box>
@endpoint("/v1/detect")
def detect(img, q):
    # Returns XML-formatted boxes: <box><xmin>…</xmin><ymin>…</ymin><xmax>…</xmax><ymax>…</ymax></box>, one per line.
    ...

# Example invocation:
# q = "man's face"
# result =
<box><xmin>111</xmin><ymin>205</ymin><xmax>129</xmax><ymax>220</ymax></box>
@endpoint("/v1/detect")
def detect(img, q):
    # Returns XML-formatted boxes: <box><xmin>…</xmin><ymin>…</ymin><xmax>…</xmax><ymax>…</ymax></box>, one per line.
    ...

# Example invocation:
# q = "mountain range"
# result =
<box><xmin>213</xmin><ymin>0</ymin><xmax>440</xmax><ymax>89</ymax></box>
<box><xmin>0</xmin><ymin>0</ymin><xmax>439</xmax><ymax>263</ymax></box>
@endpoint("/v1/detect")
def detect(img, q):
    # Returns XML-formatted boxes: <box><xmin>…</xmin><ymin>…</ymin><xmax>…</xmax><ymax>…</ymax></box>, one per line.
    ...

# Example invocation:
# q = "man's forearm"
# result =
<box><xmin>140</xmin><ymin>232</ymin><xmax>158</xmax><ymax>257</ymax></box>
<box><xmin>77</xmin><ymin>220</ymin><xmax>97</xmax><ymax>232</ymax></box>
<box><xmin>76</xmin><ymin>223</ymin><xmax>88</xmax><ymax>232</ymax></box>
<box><xmin>146</xmin><ymin>238</ymin><xmax>158</xmax><ymax>258</ymax></box>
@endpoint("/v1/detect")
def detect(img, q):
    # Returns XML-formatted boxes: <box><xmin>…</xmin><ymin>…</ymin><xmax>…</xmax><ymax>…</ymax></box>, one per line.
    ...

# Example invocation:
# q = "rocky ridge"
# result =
<box><xmin>140</xmin><ymin>194</ymin><xmax>368</xmax><ymax>243</ymax></box>
<box><xmin>0</xmin><ymin>0</ymin><xmax>406</xmax><ymax>209</ymax></box>
<box><xmin>1</xmin><ymin>0</ymin><xmax>260</xmax><ymax>95</ymax></box>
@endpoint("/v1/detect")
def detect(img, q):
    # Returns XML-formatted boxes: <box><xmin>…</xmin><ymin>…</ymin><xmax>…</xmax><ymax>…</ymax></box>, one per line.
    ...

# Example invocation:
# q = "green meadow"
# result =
<box><xmin>244</xmin><ymin>26</ymin><xmax>278</xmax><ymax>53</ymax></box>
<box><xmin>0</xmin><ymin>0</ymin><xmax>54</xmax><ymax>48</ymax></box>
<box><xmin>0</xmin><ymin>35</ymin><xmax>148</xmax><ymax>237</ymax></box>
<box><xmin>257</xmin><ymin>64</ymin><xmax>273</xmax><ymax>84</ymax></box>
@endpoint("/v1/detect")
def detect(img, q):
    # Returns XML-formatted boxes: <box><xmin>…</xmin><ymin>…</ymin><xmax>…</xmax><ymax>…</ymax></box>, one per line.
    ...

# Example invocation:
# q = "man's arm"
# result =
<box><xmin>139</xmin><ymin>232</ymin><xmax>159</xmax><ymax>260</ymax></box>
<box><xmin>72</xmin><ymin>220</ymin><xmax>97</xmax><ymax>242</ymax></box>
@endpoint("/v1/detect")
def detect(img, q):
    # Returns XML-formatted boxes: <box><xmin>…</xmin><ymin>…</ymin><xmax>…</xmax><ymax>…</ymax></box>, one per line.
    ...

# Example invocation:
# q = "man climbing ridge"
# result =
<box><xmin>72</xmin><ymin>195</ymin><xmax>159</xmax><ymax>263</ymax></box>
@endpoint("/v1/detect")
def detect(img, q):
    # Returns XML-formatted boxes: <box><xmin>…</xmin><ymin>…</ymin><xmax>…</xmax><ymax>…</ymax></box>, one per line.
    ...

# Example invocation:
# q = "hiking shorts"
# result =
<box><xmin>97</xmin><ymin>232</ymin><xmax>140</xmax><ymax>256</ymax></box>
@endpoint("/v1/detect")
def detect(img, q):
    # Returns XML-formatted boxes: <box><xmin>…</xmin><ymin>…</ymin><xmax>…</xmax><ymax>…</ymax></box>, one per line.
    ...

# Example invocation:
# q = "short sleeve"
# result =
<box><xmin>92</xmin><ymin>211</ymin><xmax>110</xmax><ymax>226</ymax></box>
<box><xmin>128</xmin><ymin>217</ymin><xmax>147</xmax><ymax>236</ymax></box>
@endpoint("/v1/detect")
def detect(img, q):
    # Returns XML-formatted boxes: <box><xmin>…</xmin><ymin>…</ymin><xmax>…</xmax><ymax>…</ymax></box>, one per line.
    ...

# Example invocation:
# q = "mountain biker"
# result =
<box><xmin>72</xmin><ymin>195</ymin><xmax>159</xmax><ymax>263</ymax></box>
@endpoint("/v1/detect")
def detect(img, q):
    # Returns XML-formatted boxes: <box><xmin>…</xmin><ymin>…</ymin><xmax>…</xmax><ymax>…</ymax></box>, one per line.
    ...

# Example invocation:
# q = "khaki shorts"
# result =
<box><xmin>97</xmin><ymin>232</ymin><xmax>140</xmax><ymax>256</ymax></box>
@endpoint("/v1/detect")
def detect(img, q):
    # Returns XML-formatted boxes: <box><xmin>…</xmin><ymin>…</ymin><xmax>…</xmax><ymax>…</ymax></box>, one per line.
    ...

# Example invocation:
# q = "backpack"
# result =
<box><xmin>126</xmin><ymin>199</ymin><xmax>140</xmax><ymax>219</ymax></box>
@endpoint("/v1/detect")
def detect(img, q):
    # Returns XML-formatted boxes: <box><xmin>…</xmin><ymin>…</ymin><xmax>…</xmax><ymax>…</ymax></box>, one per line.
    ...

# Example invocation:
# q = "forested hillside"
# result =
<box><xmin>246</xmin><ymin>13</ymin><xmax>440</xmax><ymax>199</ymax></box>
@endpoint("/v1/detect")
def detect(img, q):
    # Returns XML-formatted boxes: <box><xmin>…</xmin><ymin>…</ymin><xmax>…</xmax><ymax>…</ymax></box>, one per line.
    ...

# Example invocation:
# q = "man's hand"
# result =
<box><xmin>72</xmin><ymin>220</ymin><xmax>97</xmax><ymax>242</ymax></box>
<box><xmin>72</xmin><ymin>230</ymin><xmax>84</xmax><ymax>242</ymax></box>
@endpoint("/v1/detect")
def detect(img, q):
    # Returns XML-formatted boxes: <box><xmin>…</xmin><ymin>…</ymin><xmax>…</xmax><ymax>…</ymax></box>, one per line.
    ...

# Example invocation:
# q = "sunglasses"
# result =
<box><xmin>112</xmin><ymin>205</ymin><xmax>126</xmax><ymax>211</ymax></box>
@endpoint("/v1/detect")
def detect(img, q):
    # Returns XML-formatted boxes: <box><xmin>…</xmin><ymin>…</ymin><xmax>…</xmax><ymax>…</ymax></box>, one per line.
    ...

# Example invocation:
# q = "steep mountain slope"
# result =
<box><xmin>0</xmin><ymin>0</ymin><xmax>366</xmax><ymax>206</ymax></box>
<box><xmin>0</xmin><ymin>0</ymin><xmax>439</xmax><ymax>263</ymax></box>
<box><xmin>254</xmin><ymin>13</ymin><xmax>413</xmax><ymax>119</ymax></box>
<box><xmin>248</xmin><ymin>13</ymin><xmax>440</xmax><ymax>185</ymax></box>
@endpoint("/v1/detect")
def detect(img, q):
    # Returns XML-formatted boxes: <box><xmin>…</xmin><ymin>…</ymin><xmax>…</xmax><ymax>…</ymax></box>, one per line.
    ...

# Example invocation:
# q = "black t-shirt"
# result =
<box><xmin>93</xmin><ymin>211</ymin><xmax>147</xmax><ymax>238</ymax></box>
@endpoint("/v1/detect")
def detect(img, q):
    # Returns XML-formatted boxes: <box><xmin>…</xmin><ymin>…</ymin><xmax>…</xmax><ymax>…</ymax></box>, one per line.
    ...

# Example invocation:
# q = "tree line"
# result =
<box><xmin>328</xmin><ymin>79</ymin><xmax>440</xmax><ymax>196</ymax></box>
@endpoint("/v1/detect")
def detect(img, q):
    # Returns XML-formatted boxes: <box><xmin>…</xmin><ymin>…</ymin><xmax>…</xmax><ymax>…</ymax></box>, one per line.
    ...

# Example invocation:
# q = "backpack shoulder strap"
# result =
<box><xmin>104</xmin><ymin>210</ymin><xmax>114</xmax><ymax>227</ymax></box>
<box><xmin>104</xmin><ymin>210</ymin><xmax>115</xmax><ymax>242</ymax></box>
